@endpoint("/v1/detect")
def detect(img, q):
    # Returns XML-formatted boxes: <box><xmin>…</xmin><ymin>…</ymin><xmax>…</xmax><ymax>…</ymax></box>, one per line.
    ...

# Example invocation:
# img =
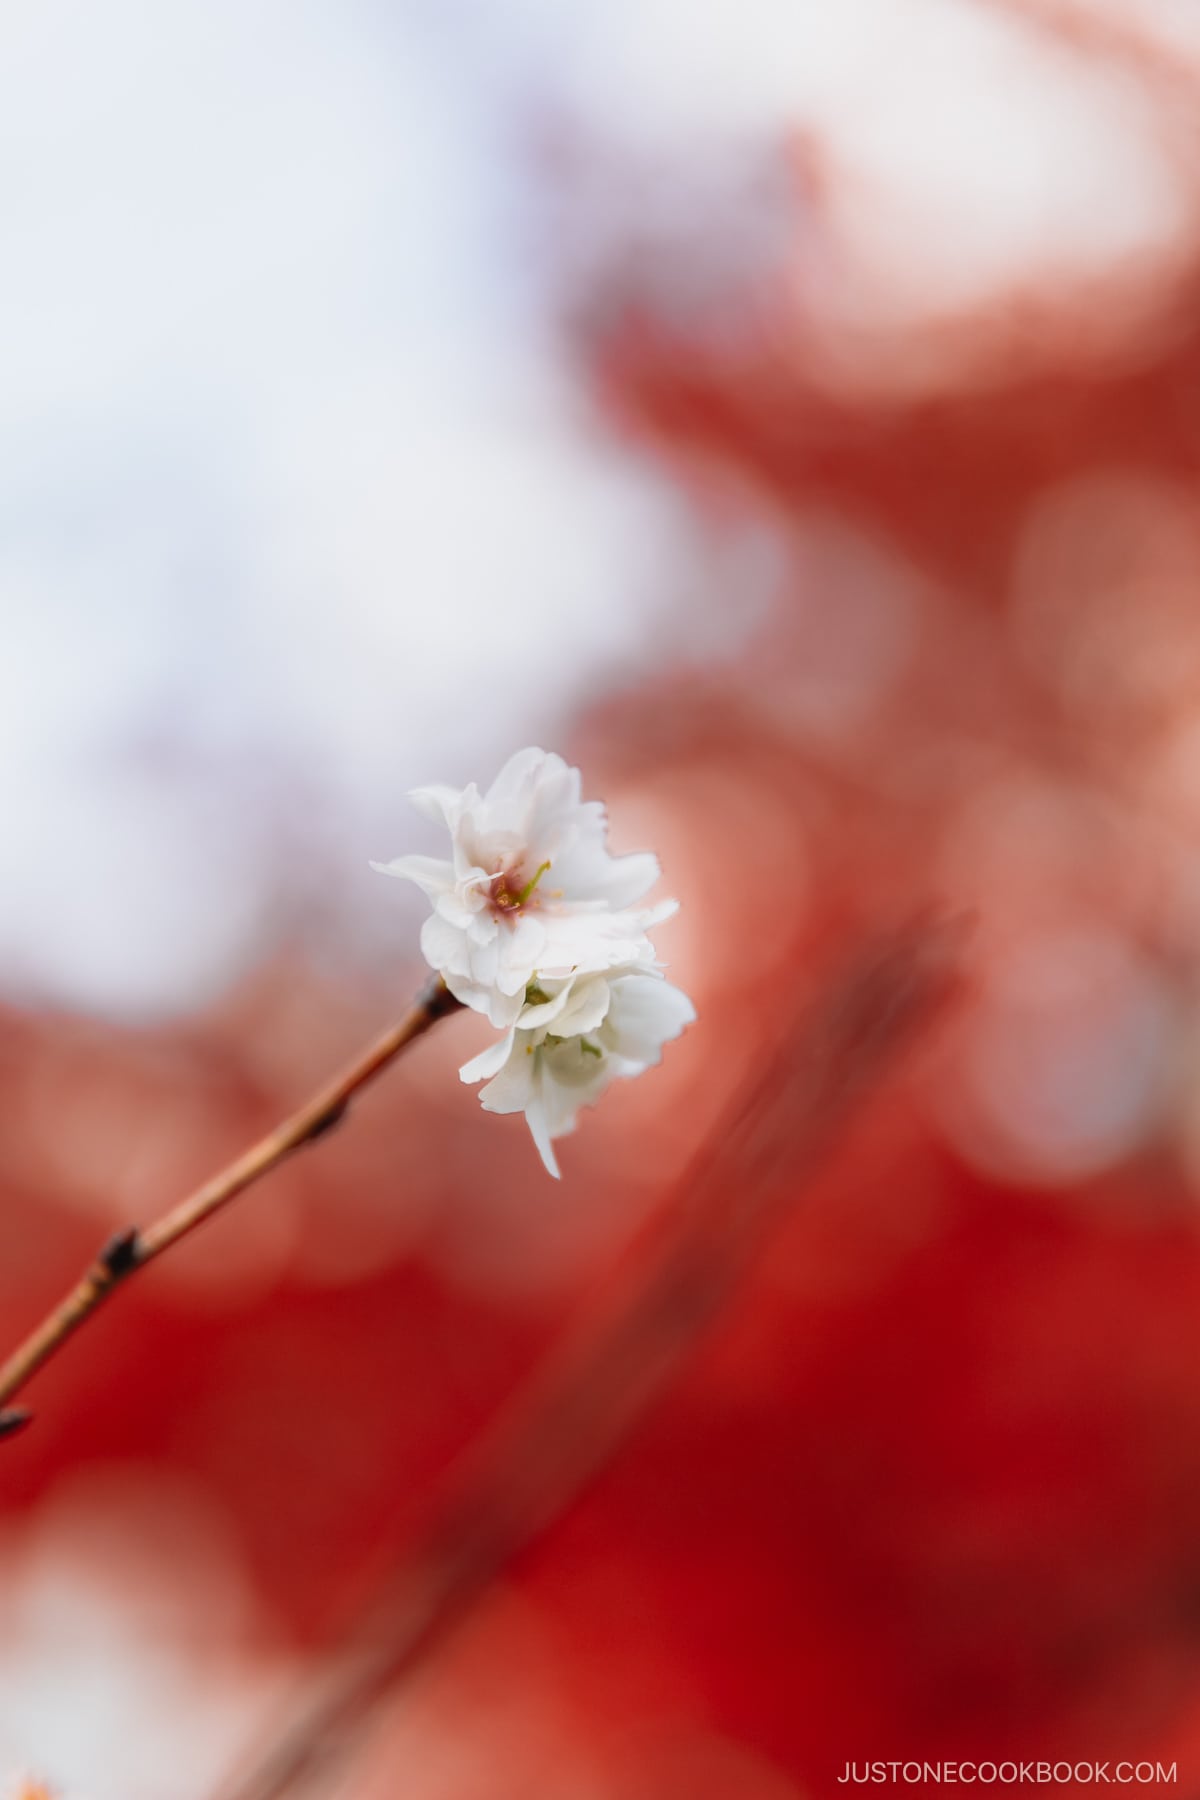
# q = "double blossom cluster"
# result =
<box><xmin>373</xmin><ymin>747</ymin><xmax>695</xmax><ymax>1177</ymax></box>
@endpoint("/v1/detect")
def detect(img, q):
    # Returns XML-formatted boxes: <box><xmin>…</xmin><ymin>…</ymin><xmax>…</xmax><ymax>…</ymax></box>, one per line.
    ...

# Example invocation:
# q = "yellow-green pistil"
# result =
<box><xmin>494</xmin><ymin>859</ymin><xmax>552</xmax><ymax>910</ymax></box>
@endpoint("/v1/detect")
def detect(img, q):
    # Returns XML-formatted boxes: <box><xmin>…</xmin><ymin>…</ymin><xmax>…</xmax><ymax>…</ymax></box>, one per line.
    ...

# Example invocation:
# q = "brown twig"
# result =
<box><xmin>218</xmin><ymin>915</ymin><xmax>966</xmax><ymax>1800</ymax></box>
<box><xmin>0</xmin><ymin>976</ymin><xmax>462</xmax><ymax>1431</ymax></box>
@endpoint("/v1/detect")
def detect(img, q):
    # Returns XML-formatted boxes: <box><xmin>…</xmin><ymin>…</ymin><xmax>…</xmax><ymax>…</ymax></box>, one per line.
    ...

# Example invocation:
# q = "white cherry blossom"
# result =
<box><xmin>458</xmin><ymin>964</ymin><xmax>696</xmax><ymax>1178</ymax></box>
<box><xmin>373</xmin><ymin>748</ymin><xmax>676</xmax><ymax>1025</ymax></box>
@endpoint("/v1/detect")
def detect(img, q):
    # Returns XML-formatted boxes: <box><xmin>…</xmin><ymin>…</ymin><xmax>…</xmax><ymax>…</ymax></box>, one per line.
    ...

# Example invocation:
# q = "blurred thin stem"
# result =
<box><xmin>218</xmin><ymin>915</ymin><xmax>965</xmax><ymax>1800</ymax></box>
<box><xmin>0</xmin><ymin>975</ymin><xmax>461</xmax><ymax>1427</ymax></box>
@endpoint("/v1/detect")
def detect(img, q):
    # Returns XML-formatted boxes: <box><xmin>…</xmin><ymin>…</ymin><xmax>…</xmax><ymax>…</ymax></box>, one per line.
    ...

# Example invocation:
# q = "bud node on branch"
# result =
<box><xmin>98</xmin><ymin>1228</ymin><xmax>143</xmax><ymax>1282</ymax></box>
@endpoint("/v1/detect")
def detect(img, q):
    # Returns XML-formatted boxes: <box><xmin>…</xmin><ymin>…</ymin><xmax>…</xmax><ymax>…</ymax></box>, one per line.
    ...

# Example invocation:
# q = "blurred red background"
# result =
<box><xmin>8</xmin><ymin>3</ymin><xmax>1200</xmax><ymax>1797</ymax></box>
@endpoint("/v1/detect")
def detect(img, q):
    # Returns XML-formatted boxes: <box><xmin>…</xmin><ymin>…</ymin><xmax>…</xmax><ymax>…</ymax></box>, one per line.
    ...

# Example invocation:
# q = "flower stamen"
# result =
<box><xmin>493</xmin><ymin>859</ymin><xmax>552</xmax><ymax>911</ymax></box>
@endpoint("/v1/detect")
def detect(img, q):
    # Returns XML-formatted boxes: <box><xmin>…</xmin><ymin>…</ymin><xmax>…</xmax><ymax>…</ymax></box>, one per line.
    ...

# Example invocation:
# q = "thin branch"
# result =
<box><xmin>0</xmin><ymin>975</ymin><xmax>461</xmax><ymax>1429</ymax></box>
<box><xmin>218</xmin><ymin>915</ymin><xmax>966</xmax><ymax>1800</ymax></box>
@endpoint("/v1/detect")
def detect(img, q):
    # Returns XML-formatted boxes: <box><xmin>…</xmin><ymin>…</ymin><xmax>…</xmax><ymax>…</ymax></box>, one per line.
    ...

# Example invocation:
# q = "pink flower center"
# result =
<box><xmin>488</xmin><ymin>859</ymin><xmax>551</xmax><ymax>918</ymax></box>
